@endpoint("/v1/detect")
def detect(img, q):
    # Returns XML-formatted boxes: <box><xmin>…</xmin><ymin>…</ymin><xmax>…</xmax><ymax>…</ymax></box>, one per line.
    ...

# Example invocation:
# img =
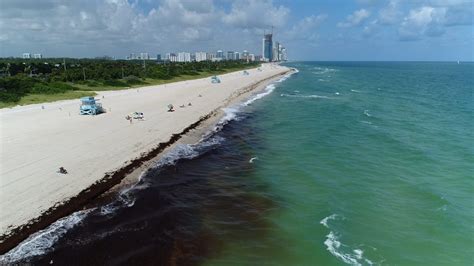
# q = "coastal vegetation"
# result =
<box><xmin>0</xmin><ymin>58</ymin><xmax>259</xmax><ymax>108</ymax></box>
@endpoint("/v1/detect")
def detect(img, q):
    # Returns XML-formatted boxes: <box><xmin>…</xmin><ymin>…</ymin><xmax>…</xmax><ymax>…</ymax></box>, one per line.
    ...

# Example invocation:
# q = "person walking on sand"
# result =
<box><xmin>126</xmin><ymin>115</ymin><xmax>132</xmax><ymax>124</ymax></box>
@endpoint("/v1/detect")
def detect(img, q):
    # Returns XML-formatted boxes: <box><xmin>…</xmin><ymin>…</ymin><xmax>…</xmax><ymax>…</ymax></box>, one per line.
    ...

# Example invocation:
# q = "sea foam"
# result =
<box><xmin>0</xmin><ymin>209</ymin><xmax>93</xmax><ymax>263</ymax></box>
<box><xmin>280</xmin><ymin>93</ymin><xmax>332</xmax><ymax>99</ymax></box>
<box><xmin>320</xmin><ymin>214</ymin><xmax>374</xmax><ymax>266</ymax></box>
<box><xmin>312</xmin><ymin>67</ymin><xmax>338</xmax><ymax>75</ymax></box>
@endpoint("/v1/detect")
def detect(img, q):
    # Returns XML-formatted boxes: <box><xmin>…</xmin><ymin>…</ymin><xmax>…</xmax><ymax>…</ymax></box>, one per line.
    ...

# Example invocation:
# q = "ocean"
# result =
<box><xmin>2</xmin><ymin>62</ymin><xmax>473</xmax><ymax>265</ymax></box>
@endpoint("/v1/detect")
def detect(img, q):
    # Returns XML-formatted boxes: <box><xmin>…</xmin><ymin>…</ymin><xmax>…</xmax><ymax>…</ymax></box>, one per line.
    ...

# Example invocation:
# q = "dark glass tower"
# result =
<box><xmin>263</xmin><ymin>34</ymin><xmax>273</xmax><ymax>62</ymax></box>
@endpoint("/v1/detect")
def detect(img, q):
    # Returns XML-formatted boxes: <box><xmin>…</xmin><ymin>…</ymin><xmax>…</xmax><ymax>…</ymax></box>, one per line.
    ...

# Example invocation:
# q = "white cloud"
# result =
<box><xmin>362</xmin><ymin>19</ymin><xmax>379</xmax><ymax>37</ymax></box>
<box><xmin>338</xmin><ymin>9</ymin><xmax>371</xmax><ymax>27</ymax></box>
<box><xmin>398</xmin><ymin>6</ymin><xmax>447</xmax><ymax>40</ymax></box>
<box><xmin>223</xmin><ymin>0</ymin><xmax>290</xmax><ymax>29</ymax></box>
<box><xmin>378</xmin><ymin>0</ymin><xmax>401</xmax><ymax>25</ymax></box>
<box><xmin>286</xmin><ymin>14</ymin><xmax>327</xmax><ymax>42</ymax></box>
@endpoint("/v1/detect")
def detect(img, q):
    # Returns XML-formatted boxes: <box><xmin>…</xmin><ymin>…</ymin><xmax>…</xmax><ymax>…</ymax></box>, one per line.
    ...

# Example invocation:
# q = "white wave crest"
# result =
<box><xmin>0</xmin><ymin>209</ymin><xmax>93</xmax><ymax>263</ymax></box>
<box><xmin>249</xmin><ymin>157</ymin><xmax>258</xmax><ymax>163</ymax></box>
<box><xmin>155</xmin><ymin>136</ymin><xmax>224</xmax><ymax>169</ymax></box>
<box><xmin>320</xmin><ymin>214</ymin><xmax>374</xmax><ymax>266</ymax></box>
<box><xmin>325</xmin><ymin>231</ymin><xmax>361</xmax><ymax>266</ymax></box>
<box><xmin>351</xmin><ymin>89</ymin><xmax>361</xmax><ymax>93</ymax></box>
<box><xmin>320</xmin><ymin>214</ymin><xmax>338</xmax><ymax>228</ymax></box>
<box><xmin>280</xmin><ymin>93</ymin><xmax>332</xmax><ymax>99</ymax></box>
<box><xmin>364</xmin><ymin>110</ymin><xmax>371</xmax><ymax>117</ymax></box>
<box><xmin>313</xmin><ymin>67</ymin><xmax>338</xmax><ymax>75</ymax></box>
<box><xmin>243</xmin><ymin>84</ymin><xmax>276</xmax><ymax>106</ymax></box>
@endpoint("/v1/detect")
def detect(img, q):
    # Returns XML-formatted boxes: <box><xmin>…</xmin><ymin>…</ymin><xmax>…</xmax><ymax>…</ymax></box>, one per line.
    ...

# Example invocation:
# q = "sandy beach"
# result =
<box><xmin>0</xmin><ymin>64</ymin><xmax>291</xmax><ymax>251</ymax></box>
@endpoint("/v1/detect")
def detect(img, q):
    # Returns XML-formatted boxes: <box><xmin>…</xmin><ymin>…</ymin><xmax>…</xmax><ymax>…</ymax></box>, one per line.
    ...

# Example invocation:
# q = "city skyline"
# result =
<box><xmin>0</xmin><ymin>0</ymin><xmax>473</xmax><ymax>61</ymax></box>
<box><xmin>18</xmin><ymin>32</ymin><xmax>288</xmax><ymax>62</ymax></box>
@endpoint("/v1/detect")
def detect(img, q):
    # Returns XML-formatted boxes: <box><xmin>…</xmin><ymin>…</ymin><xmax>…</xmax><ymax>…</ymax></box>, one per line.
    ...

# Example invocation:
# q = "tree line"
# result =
<box><xmin>0</xmin><ymin>58</ymin><xmax>258</xmax><ymax>103</ymax></box>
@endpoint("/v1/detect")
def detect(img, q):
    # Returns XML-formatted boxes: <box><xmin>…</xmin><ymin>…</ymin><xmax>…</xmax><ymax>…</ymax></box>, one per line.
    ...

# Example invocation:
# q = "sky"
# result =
<box><xmin>0</xmin><ymin>0</ymin><xmax>473</xmax><ymax>61</ymax></box>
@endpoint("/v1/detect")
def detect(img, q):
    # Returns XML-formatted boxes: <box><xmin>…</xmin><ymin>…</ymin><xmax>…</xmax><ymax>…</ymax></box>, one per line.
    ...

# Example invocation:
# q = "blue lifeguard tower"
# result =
<box><xmin>211</xmin><ymin>76</ymin><xmax>221</xmax><ymax>83</ymax></box>
<box><xmin>80</xmin><ymin>96</ymin><xmax>104</xmax><ymax>115</ymax></box>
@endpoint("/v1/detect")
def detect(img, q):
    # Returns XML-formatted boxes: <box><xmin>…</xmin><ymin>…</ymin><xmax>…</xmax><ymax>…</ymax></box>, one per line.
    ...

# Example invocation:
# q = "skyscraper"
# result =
<box><xmin>272</xmin><ymin>41</ymin><xmax>280</xmax><ymax>61</ymax></box>
<box><xmin>140</xmin><ymin>52</ymin><xmax>149</xmax><ymax>60</ymax></box>
<box><xmin>262</xmin><ymin>34</ymin><xmax>273</xmax><ymax>62</ymax></box>
<box><xmin>227</xmin><ymin>51</ymin><xmax>235</xmax><ymax>60</ymax></box>
<box><xmin>195</xmin><ymin>52</ymin><xmax>208</xmax><ymax>62</ymax></box>
<box><xmin>242</xmin><ymin>50</ymin><xmax>249</xmax><ymax>61</ymax></box>
<box><xmin>216</xmin><ymin>50</ymin><xmax>224</xmax><ymax>59</ymax></box>
<box><xmin>178</xmin><ymin>52</ymin><xmax>191</xmax><ymax>62</ymax></box>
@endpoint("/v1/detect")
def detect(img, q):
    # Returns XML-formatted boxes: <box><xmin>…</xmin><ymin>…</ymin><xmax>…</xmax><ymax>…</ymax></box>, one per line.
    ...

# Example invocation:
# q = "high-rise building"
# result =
<box><xmin>242</xmin><ymin>50</ymin><xmax>249</xmax><ymax>61</ymax></box>
<box><xmin>273</xmin><ymin>41</ymin><xmax>280</xmax><ymax>62</ymax></box>
<box><xmin>281</xmin><ymin>47</ymin><xmax>287</xmax><ymax>61</ymax></box>
<box><xmin>178</xmin><ymin>52</ymin><xmax>191</xmax><ymax>62</ymax></box>
<box><xmin>235</xmin><ymin>52</ymin><xmax>240</xmax><ymax>60</ymax></box>
<box><xmin>262</xmin><ymin>34</ymin><xmax>273</xmax><ymax>62</ymax></box>
<box><xmin>33</xmin><ymin>53</ymin><xmax>42</xmax><ymax>59</ymax></box>
<box><xmin>195</xmin><ymin>52</ymin><xmax>208</xmax><ymax>62</ymax></box>
<box><xmin>166</xmin><ymin>53</ymin><xmax>178</xmax><ymax>62</ymax></box>
<box><xmin>216</xmin><ymin>50</ymin><xmax>224</xmax><ymax>59</ymax></box>
<box><xmin>140</xmin><ymin>53</ymin><xmax>150</xmax><ymax>60</ymax></box>
<box><xmin>22</xmin><ymin>53</ymin><xmax>31</xmax><ymax>59</ymax></box>
<box><xmin>227</xmin><ymin>51</ymin><xmax>235</xmax><ymax>60</ymax></box>
<box><xmin>156</xmin><ymin>54</ymin><xmax>162</xmax><ymax>61</ymax></box>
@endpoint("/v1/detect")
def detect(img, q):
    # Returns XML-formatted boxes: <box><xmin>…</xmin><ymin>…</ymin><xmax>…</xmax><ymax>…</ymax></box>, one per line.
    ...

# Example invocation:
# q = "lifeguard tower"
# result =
<box><xmin>80</xmin><ymin>96</ymin><xmax>104</xmax><ymax>115</ymax></box>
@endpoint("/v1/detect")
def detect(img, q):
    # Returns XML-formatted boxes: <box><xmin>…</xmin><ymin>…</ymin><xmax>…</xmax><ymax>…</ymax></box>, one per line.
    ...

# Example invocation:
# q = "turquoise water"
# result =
<box><xmin>5</xmin><ymin>62</ymin><xmax>473</xmax><ymax>265</ymax></box>
<box><xmin>205</xmin><ymin>62</ymin><xmax>474</xmax><ymax>265</ymax></box>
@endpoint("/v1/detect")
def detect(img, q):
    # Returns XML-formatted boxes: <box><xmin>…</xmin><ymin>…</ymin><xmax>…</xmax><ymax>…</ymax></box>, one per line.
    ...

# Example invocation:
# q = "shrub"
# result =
<box><xmin>124</xmin><ymin>75</ymin><xmax>146</xmax><ymax>85</ymax></box>
<box><xmin>0</xmin><ymin>75</ymin><xmax>35</xmax><ymax>102</ymax></box>
<box><xmin>103</xmin><ymin>79</ymin><xmax>128</xmax><ymax>87</ymax></box>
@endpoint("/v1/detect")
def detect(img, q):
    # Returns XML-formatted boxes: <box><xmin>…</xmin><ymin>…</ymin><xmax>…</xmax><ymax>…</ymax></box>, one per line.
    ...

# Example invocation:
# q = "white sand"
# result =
<box><xmin>0</xmin><ymin>64</ymin><xmax>290</xmax><ymax>237</ymax></box>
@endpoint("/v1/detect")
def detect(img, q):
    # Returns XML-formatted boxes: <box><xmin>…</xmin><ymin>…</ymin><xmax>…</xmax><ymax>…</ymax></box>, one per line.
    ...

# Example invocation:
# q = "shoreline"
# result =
<box><xmin>0</xmin><ymin>66</ymin><xmax>293</xmax><ymax>255</ymax></box>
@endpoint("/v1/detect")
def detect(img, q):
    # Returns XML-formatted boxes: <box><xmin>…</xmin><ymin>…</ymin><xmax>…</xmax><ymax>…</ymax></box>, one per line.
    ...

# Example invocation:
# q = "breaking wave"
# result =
<box><xmin>313</xmin><ymin>67</ymin><xmax>338</xmax><ymax>75</ymax></box>
<box><xmin>0</xmin><ymin>209</ymin><xmax>93</xmax><ymax>263</ymax></box>
<box><xmin>280</xmin><ymin>93</ymin><xmax>332</xmax><ymax>99</ymax></box>
<box><xmin>320</xmin><ymin>214</ymin><xmax>374</xmax><ymax>266</ymax></box>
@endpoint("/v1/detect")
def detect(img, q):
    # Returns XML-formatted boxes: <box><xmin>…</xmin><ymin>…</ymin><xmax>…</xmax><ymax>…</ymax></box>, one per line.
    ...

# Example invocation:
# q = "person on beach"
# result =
<box><xmin>188</xmin><ymin>102</ymin><xmax>192</xmax><ymax>106</ymax></box>
<box><xmin>126</xmin><ymin>115</ymin><xmax>132</xmax><ymax>124</ymax></box>
<box><xmin>58</xmin><ymin>167</ymin><xmax>68</xmax><ymax>174</ymax></box>
<box><xmin>168</xmin><ymin>104</ymin><xmax>175</xmax><ymax>112</ymax></box>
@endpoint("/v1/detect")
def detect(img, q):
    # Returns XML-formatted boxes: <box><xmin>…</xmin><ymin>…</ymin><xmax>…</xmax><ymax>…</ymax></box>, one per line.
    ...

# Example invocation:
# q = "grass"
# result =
<box><xmin>73</xmin><ymin>65</ymin><xmax>257</xmax><ymax>91</ymax></box>
<box><xmin>0</xmin><ymin>91</ymin><xmax>96</xmax><ymax>109</ymax></box>
<box><xmin>0</xmin><ymin>64</ymin><xmax>258</xmax><ymax>109</ymax></box>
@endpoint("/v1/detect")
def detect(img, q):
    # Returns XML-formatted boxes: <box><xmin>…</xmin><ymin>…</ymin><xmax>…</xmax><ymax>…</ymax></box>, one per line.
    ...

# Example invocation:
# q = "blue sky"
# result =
<box><xmin>0</xmin><ymin>0</ymin><xmax>473</xmax><ymax>60</ymax></box>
